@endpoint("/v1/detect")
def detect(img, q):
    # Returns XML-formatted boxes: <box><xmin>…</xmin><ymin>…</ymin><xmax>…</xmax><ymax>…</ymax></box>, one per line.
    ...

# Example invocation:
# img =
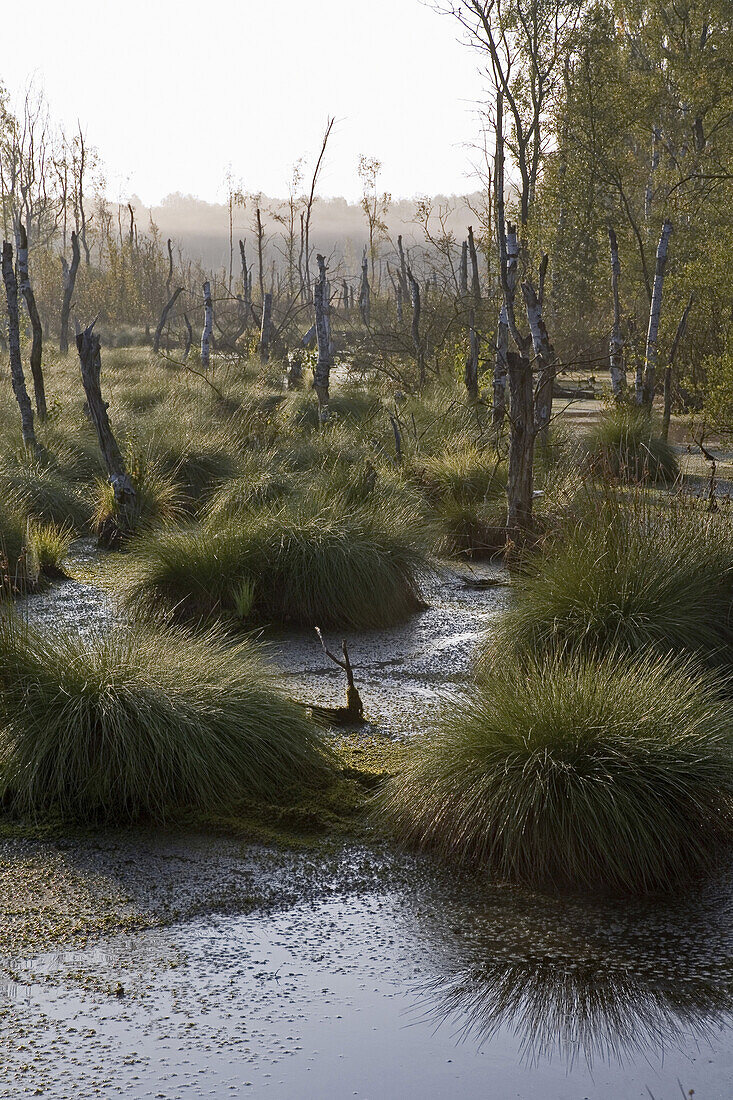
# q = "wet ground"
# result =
<box><xmin>4</xmin><ymin>546</ymin><xmax>733</xmax><ymax>1098</ymax></box>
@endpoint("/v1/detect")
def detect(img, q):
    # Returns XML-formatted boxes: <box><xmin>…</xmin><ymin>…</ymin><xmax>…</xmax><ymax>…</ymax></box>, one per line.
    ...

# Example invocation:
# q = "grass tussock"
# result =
<box><xmin>0</xmin><ymin>617</ymin><xmax>334</xmax><ymax>822</ymax></box>
<box><xmin>585</xmin><ymin>407</ymin><xmax>679</xmax><ymax>484</ymax></box>
<box><xmin>127</xmin><ymin>496</ymin><xmax>433</xmax><ymax>629</ymax></box>
<box><xmin>378</xmin><ymin>650</ymin><xmax>733</xmax><ymax>894</ymax></box>
<box><xmin>479</xmin><ymin>500</ymin><xmax>733</xmax><ymax>671</ymax></box>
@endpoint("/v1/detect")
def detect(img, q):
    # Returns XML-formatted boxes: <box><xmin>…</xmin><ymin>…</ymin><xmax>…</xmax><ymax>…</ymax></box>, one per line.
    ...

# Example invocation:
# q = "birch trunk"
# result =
<box><xmin>641</xmin><ymin>219</ymin><xmax>673</xmax><ymax>407</ymax></box>
<box><xmin>506</xmin><ymin>350</ymin><xmax>534</xmax><ymax>540</ymax></box>
<box><xmin>468</xmin><ymin>226</ymin><xmax>481</xmax><ymax>302</ymax></box>
<box><xmin>60</xmin><ymin>230</ymin><xmax>81</xmax><ymax>355</ymax></box>
<box><xmin>662</xmin><ymin>293</ymin><xmax>694</xmax><ymax>441</ymax></box>
<box><xmin>359</xmin><ymin>248</ymin><xmax>370</xmax><ymax>325</ymax></box>
<box><xmin>607</xmin><ymin>225</ymin><xmax>625</xmax><ymax>399</ymax></box>
<box><xmin>464</xmin><ymin>308</ymin><xmax>479</xmax><ymax>402</ymax></box>
<box><xmin>459</xmin><ymin>241</ymin><xmax>468</xmax><ymax>296</ymax></box>
<box><xmin>522</xmin><ymin>279</ymin><xmax>558</xmax><ymax>441</ymax></box>
<box><xmin>182</xmin><ymin>312</ymin><xmax>193</xmax><ymax>362</ymax></box>
<box><xmin>16</xmin><ymin>225</ymin><xmax>46</xmax><ymax>420</ymax></box>
<box><xmin>313</xmin><ymin>254</ymin><xmax>333</xmax><ymax>423</ymax></box>
<box><xmin>153</xmin><ymin>286</ymin><xmax>183</xmax><ymax>354</ymax></box>
<box><xmin>2</xmin><ymin>242</ymin><xmax>37</xmax><ymax>451</ymax></box>
<box><xmin>259</xmin><ymin>292</ymin><xmax>273</xmax><ymax>363</ymax></box>
<box><xmin>407</xmin><ymin>268</ymin><xmax>425</xmax><ymax>387</ymax></box>
<box><xmin>201</xmin><ymin>280</ymin><xmax>213</xmax><ymax>368</ymax></box>
<box><xmin>76</xmin><ymin>322</ymin><xmax>136</xmax><ymax>533</ymax></box>
<box><xmin>396</xmin><ymin>235</ymin><xmax>409</xmax><ymax>300</ymax></box>
<box><xmin>493</xmin><ymin>303</ymin><xmax>508</xmax><ymax>426</ymax></box>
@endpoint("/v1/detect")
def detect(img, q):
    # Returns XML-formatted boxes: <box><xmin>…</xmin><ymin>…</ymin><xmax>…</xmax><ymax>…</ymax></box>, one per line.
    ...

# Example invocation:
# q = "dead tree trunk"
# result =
<box><xmin>607</xmin><ymin>225</ymin><xmax>625</xmax><ymax>400</ymax></box>
<box><xmin>259</xmin><ymin>292</ymin><xmax>273</xmax><ymax>363</ymax></box>
<box><xmin>506</xmin><ymin>351</ymin><xmax>534</xmax><ymax>540</ymax></box>
<box><xmin>313</xmin><ymin>254</ymin><xmax>333</xmax><ymax>423</ymax></box>
<box><xmin>396</xmin><ymin>283</ymin><xmax>403</xmax><ymax>324</ymax></box>
<box><xmin>60</xmin><ymin>230</ymin><xmax>81</xmax><ymax>355</ymax></box>
<box><xmin>182</xmin><ymin>312</ymin><xmax>193</xmax><ymax>362</ymax></box>
<box><xmin>166</xmin><ymin>238</ymin><xmax>174</xmax><ymax>295</ymax></box>
<box><xmin>465</xmin><ymin>308</ymin><xmax>479</xmax><ymax>402</ymax></box>
<box><xmin>407</xmin><ymin>268</ymin><xmax>425</xmax><ymax>387</ymax></box>
<box><xmin>154</xmin><ymin>286</ymin><xmax>184</xmax><ymax>353</ymax></box>
<box><xmin>2</xmin><ymin>242</ymin><xmax>38</xmax><ymax>451</ymax></box>
<box><xmin>493</xmin><ymin>304</ymin><xmax>509</xmax><ymax>427</ymax></box>
<box><xmin>522</xmin><ymin>276</ymin><xmax>557</xmax><ymax>442</ymax></box>
<box><xmin>16</xmin><ymin>225</ymin><xmax>46</xmax><ymax>420</ymax></box>
<box><xmin>641</xmin><ymin>219</ymin><xmax>673</xmax><ymax>407</ymax></box>
<box><xmin>468</xmin><ymin>225</ymin><xmax>481</xmax><ymax>302</ymax></box>
<box><xmin>201</xmin><ymin>280</ymin><xmax>213</xmax><ymax>368</ymax></box>
<box><xmin>342</xmin><ymin>280</ymin><xmax>349</xmax><ymax>315</ymax></box>
<box><xmin>459</xmin><ymin>241</ymin><xmax>468</xmax><ymax>296</ymax></box>
<box><xmin>76</xmin><ymin>322</ymin><xmax>136</xmax><ymax>536</ymax></box>
<box><xmin>662</xmin><ymin>293</ymin><xmax>694</xmax><ymax>442</ymax></box>
<box><xmin>396</xmin><ymin>235</ymin><xmax>409</xmax><ymax>301</ymax></box>
<box><xmin>359</xmin><ymin>248</ymin><xmax>370</xmax><ymax>325</ymax></box>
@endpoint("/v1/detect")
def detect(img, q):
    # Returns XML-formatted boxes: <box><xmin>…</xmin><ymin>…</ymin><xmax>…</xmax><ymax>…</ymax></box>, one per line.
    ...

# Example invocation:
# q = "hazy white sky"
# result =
<box><xmin>2</xmin><ymin>0</ymin><xmax>488</xmax><ymax>206</ymax></box>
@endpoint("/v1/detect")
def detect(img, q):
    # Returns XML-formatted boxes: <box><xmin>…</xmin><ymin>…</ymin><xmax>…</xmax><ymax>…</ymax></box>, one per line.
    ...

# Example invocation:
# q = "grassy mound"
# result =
<box><xmin>0</xmin><ymin>618</ymin><xmax>333</xmax><ymax>822</ymax></box>
<box><xmin>378</xmin><ymin>650</ymin><xmax>733</xmax><ymax>894</ymax></box>
<box><xmin>479</xmin><ymin>502</ymin><xmax>733</xmax><ymax>670</ymax></box>
<box><xmin>585</xmin><ymin>407</ymin><xmax>679</xmax><ymax>484</ymax></box>
<box><xmin>0</xmin><ymin>459</ymin><xmax>88</xmax><ymax>529</ymax></box>
<box><xmin>127</xmin><ymin>497</ymin><xmax>432</xmax><ymax>629</ymax></box>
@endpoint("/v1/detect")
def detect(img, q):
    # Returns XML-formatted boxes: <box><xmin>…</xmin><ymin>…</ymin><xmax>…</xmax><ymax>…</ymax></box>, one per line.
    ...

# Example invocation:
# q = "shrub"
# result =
<box><xmin>378</xmin><ymin>650</ymin><xmax>733</xmax><ymax>894</ymax></box>
<box><xmin>479</xmin><ymin>501</ymin><xmax>733</xmax><ymax>670</ymax></box>
<box><xmin>585</xmin><ymin>407</ymin><xmax>679</xmax><ymax>484</ymax></box>
<box><xmin>0</xmin><ymin>617</ymin><xmax>334</xmax><ymax>822</ymax></box>
<box><xmin>127</xmin><ymin>496</ymin><xmax>433</xmax><ymax>629</ymax></box>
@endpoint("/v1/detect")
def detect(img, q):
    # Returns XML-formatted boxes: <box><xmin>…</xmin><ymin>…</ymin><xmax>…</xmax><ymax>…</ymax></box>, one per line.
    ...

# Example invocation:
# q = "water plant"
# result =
<box><xmin>378</xmin><ymin>649</ymin><xmax>733</xmax><ymax>894</ymax></box>
<box><xmin>0</xmin><ymin>616</ymin><xmax>334</xmax><ymax>822</ymax></box>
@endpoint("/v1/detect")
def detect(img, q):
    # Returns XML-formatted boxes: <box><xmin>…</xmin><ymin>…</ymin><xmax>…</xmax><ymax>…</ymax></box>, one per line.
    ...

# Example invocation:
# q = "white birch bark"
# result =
<box><xmin>607</xmin><ymin>225</ymin><xmax>625</xmax><ymax>399</ymax></box>
<box><xmin>641</xmin><ymin>219</ymin><xmax>673</xmax><ymax>407</ymax></box>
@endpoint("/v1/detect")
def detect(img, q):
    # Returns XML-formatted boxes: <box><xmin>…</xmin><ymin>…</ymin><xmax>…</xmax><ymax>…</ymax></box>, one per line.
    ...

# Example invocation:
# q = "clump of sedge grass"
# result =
<box><xmin>0</xmin><ymin>616</ymin><xmax>334</xmax><ymax>822</ymax></box>
<box><xmin>127</xmin><ymin>495</ymin><xmax>433</xmax><ymax>629</ymax></box>
<box><xmin>479</xmin><ymin>498</ymin><xmax>733</xmax><ymax>671</ymax></box>
<box><xmin>28</xmin><ymin>521</ymin><xmax>74</xmax><ymax>578</ymax></box>
<box><xmin>378</xmin><ymin>649</ymin><xmax>733</xmax><ymax>894</ymax></box>
<box><xmin>585</xmin><ymin>406</ymin><xmax>679</xmax><ymax>484</ymax></box>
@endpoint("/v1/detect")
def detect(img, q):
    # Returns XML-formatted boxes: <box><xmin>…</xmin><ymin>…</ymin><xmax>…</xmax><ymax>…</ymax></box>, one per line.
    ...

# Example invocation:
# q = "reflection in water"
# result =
<box><xmin>420</xmin><ymin>948</ymin><xmax>733</xmax><ymax>1069</ymax></box>
<box><xmin>407</xmin><ymin>867</ymin><xmax>733</xmax><ymax>1070</ymax></box>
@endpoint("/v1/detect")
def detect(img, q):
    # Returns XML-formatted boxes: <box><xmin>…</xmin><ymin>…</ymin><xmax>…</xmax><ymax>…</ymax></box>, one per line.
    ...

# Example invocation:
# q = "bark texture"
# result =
<box><xmin>16</xmin><ymin>226</ymin><xmax>46</xmax><ymax>420</ymax></box>
<box><xmin>60</xmin><ymin>230</ymin><xmax>81</xmax><ymax>355</ymax></box>
<box><xmin>259</xmin><ymin>292</ymin><xmax>273</xmax><ymax>363</ymax></box>
<box><xmin>2</xmin><ymin>241</ymin><xmax>37</xmax><ymax>451</ymax></box>
<box><xmin>76</xmin><ymin>323</ymin><xmax>136</xmax><ymax>532</ymax></box>
<box><xmin>641</xmin><ymin>219</ymin><xmax>673</xmax><ymax>407</ymax></box>
<box><xmin>153</xmin><ymin>286</ymin><xmax>184</xmax><ymax>354</ymax></box>
<box><xmin>201</xmin><ymin>280</ymin><xmax>213</xmax><ymax>368</ymax></box>
<box><xmin>607</xmin><ymin>225</ymin><xmax>625</xmax><ymax>399</ymax></box>
<box><xmin>313</xmin><ymin>254</ymin><xmax>333</xmax><ymax>423</ymax></box>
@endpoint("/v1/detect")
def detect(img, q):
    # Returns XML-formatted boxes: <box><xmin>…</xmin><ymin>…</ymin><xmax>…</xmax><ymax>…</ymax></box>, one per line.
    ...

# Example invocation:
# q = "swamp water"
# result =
<box><xmin>2</xmin><ymin>546</ymin><xmax>733</xmax><ymax>1098</ymax></box>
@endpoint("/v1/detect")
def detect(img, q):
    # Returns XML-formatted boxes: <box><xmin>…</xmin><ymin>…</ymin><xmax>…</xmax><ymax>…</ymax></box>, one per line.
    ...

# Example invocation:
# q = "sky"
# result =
<box><xmin>1</xmin><ymin>0</ymin><xmax>489</xmax><ymax>207</ymax></box>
